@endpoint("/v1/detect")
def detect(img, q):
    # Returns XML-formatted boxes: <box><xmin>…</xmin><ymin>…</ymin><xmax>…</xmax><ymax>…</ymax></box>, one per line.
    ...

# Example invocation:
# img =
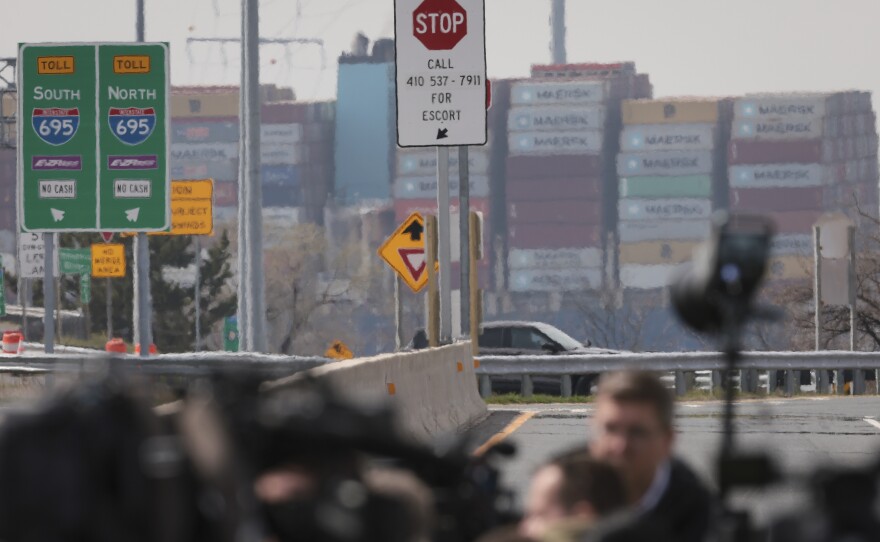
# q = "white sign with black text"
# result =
<box><xmin>18</xmin><ymin>233</ymin><xmax>60</xmax><ymax>279</ymax></box>
<box><xmin>394</xmin><ymin>0</ymin><xmax>487</xmax><ymax>147</ymax></box>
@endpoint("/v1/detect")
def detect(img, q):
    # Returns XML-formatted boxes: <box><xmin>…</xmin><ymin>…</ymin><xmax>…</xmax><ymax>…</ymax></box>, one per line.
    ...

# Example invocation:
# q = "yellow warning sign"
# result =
<box><xmin>91</xmin><ymin>244</ymin><xmax>126</xmax><ymax>278</ymax></box>
<box><xmin>378</xmin><ymin>212</ymin><xmax>429</xmax><ymax>293</ymax></box>
<box><xmin>113</xmin><ymin>55</ymin><xmax>151</xmax><ymax>74</ymax></box>
<box><xmin>325</xmin><ymin>340</ymin><xmax>354</xmax><ymax>360</ymax></box>
<box><xmin>37</xmin><ymin>56</ymin><xmax>74</xmax><ymax>74</ymax></box>
<box><xmin>124</xmin><ymin>180</ymin><xmax>213</xmax><ymax>237</ymax></box>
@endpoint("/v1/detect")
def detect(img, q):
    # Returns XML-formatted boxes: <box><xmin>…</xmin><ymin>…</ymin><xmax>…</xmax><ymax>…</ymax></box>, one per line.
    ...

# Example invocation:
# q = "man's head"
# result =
<box><xmin>520</xmin><ymin>449</ymin><xmax>627</xmax><ymax>539</ymax></box>
<box><xmin>590</xmin><ymin>371</ymin><xmax>675</xmax><ymax>503</ymax></box>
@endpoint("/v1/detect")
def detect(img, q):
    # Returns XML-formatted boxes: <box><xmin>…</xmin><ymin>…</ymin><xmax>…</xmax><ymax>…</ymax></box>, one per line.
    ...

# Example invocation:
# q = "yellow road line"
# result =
<box><xmin>473</xmin><ymin>411</ymin><xmax>536</xmax><ymax>457</ymax></box>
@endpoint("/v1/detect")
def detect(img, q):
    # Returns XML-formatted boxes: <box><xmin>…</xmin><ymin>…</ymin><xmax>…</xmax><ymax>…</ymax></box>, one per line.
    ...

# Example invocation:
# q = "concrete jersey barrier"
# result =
<box><xmin>267</xmin><ymin>342</ymin><xmax>486</xmax><ymax>444</ymax></box>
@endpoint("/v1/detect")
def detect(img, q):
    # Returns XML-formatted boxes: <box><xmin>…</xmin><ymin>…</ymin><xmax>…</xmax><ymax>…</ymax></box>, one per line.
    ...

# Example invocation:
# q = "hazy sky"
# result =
<box><xmin>2</xmin><ymin>0</ymin><xmax>879</xmax><ymax>103</ymax></box>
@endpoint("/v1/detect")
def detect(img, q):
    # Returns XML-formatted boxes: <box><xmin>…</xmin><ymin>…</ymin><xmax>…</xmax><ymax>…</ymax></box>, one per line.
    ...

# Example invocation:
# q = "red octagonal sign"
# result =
<box><xmin>413</xmin><ymin>0</ymin><xmax>468</xmax><ymax>51</ymax></box>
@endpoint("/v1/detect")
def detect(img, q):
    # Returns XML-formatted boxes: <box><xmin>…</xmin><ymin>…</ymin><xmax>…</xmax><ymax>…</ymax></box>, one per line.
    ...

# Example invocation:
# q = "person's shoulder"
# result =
<box><xmin>668</xmin><ymin>457</ymin><xmax>710</xmax><ymax>494</ymax></box>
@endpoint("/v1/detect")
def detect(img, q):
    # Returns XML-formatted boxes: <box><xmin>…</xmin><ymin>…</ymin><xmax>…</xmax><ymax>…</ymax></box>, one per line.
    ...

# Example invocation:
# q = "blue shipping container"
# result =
<box><xmin>261</xmin><ymin>164</ymin><xmax>301</xmax><ymax>186</ymax></box>
<box><xmin>334</xmin><ymin>62</ymin><xmax>395</xmax><ymax>204</ymax></box>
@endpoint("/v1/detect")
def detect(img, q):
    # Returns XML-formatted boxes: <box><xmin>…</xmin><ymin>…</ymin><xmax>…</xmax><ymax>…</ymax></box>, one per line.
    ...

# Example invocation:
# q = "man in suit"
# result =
<box><xmin>589</xmin><ymin>371</ymin><xmax>714</xmax><ymax>542</ymax></box>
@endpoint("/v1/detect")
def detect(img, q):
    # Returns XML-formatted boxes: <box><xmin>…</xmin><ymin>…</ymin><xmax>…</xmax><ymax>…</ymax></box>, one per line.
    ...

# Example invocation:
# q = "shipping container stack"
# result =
<box><xmin>171</xmin><ymin>87</ymin><xmax>240</xmax><ymax>216</ymax></box>
<box><xmin>260</xmin><ymin>101</ymin><xmax>336</xmax><ymax>224</ymax></box>
<box><xmin>392</xmin><ymin>138</ymin><xmax>495</xmax><ymax>291</ymax></box>
<box><xmin>616</xmin><ymin>98</ymin><xmax>732</xmax><ymax>290</ymax></box>
<box><xmin>727</xmin><ymin>92</ymin><xmax>879</xmax><ymax>285</ymax></box>
<box><xmin>503</xmin><ymin>63</ymin><xmax>652</xmax><ymax>295</ymax></box>
<box><xmin>169</xmin><ymin>86</ymin><xmax>335</xmax><ymax>225</ymax></box>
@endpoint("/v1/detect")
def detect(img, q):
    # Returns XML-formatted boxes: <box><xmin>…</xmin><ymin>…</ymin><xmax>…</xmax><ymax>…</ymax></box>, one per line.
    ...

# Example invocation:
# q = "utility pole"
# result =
<box><xmin>133</xmin><ymin>0</ymin><xmax>153</xmax><ymax>357</ymax></box>
<box><xmin>550</xmin><ymin>0</ymin><xmax>566</xmax><ymax>64</ymax></box>
<box><xmin>238</xmin><ymin>0</ymin><xmax>267</xmax><ymax>351</ymax></box>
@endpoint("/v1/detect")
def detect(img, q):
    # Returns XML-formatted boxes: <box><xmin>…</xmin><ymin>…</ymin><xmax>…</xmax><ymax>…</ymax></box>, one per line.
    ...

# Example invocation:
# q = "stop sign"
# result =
<box><xmin>413</xmin><ymin>0</ymin><xmax>467</xmax><ymax>51</ymax></box>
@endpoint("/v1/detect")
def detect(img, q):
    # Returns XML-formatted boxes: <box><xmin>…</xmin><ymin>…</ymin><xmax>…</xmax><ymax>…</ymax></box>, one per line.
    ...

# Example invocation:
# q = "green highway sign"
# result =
<box><xmin>80</xmin><ymin>274</ymin><xmax>91</xmax><ymax>304</ymax></box>
<box><xmin>18</xmin><ymin>43</ymin><xmax>170</xmax><ymax>232</ymax></box>
<box><xmin>59</xmin><ymin>247</ymin><xmax>91</xmax><ymax>275</ymax></box>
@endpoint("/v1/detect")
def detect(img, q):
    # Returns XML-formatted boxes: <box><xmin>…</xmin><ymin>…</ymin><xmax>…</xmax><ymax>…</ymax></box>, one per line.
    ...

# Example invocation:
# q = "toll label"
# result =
<box><xmin>113</xmin><ymin>55</ymin><xmax>151</xmax><ymax>74</ymax></box>
<box><xmin>37</xmin><ymin>56</ymin><xmax>74</xmax><ymax>74</ymax></box>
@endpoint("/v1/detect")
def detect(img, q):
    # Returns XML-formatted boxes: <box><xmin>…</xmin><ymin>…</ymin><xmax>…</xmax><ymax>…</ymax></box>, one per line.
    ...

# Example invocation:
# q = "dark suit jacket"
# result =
<box><xmin>587</xmin><ymin>458</ymin><xmax>714</xmax><ymax>542</ymax></box>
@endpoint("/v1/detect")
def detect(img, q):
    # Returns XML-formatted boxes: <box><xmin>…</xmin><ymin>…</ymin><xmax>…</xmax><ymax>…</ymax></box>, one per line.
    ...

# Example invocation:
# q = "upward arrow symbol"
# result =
<box><xmin>402</xmin><ymin>220</ymin><xmax>424</xmax><ymax>241</ymax></box>
<box><xmin>50</xmin><ymin>208</ymin><xmax>65</xmax><ymax>222</ymax></box>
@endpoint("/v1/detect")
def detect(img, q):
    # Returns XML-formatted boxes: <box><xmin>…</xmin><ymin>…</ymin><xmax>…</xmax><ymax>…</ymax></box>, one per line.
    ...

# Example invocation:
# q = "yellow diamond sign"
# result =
<box><xmin>378</xmin><ymin>212</ymin><xmax>429</xmax><ymax>293</ymax></box>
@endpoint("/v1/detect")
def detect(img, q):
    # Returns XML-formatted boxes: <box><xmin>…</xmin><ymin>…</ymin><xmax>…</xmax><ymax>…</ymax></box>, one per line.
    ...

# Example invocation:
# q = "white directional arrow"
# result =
<box><xmin>50</xmin><ymin>208</ymin><xmax>65</xmax><ymax>222</ymax></box>
<box><xmin>125</xmin><ymin>208</ymin><xmax>140</xmax><ymax>222</ymax></box>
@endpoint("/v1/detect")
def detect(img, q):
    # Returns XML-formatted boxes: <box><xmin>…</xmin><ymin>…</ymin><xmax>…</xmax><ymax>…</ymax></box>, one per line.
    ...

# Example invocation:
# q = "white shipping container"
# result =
<box><xmin>509</xmin><ymin>130</ymin><xmax>603</xmax><ymax>155</ymax></box>
<box><xmin>509</xmin><ymin>268</ymin><xmax>603</xmax><ymax>292</ymax></box>
<box><xmin>728</xmin><ymin>164</ymin><xmax>825</xmax><ymax>188</ymax></box>
<box><xmin>171</xmin><ymin>142</ymin><xmax>238</xmax><ymax>163</ymax></box>
<box><xmin>397</xmin><ymin>148</ymin><xmax>490</xmax><ymax>176</ymax></box>
<box><xmin>618</xmin><ymin>219</ymin><xmax>712</xmax><ymax>242</ymax></box>
<box><xmin>734</xmin><ymin>95</ymin><xmax>830</xmax><ymax>120</ymax></box>
<box><xmin>508</xmin><ymin>248</ymin><xmax>603</xmax><ymax>270</ymax></box>
<box><xmin>261</xmin><ymin>123</ymin><xmax>304</xmax><ymax>145</ymax></box>
<box><xmin>732</xmin><ymin>119</ymin><xmax>824</xmax><ymax>140</ymax></box>
<box><xmin>771</xmin><ymin>234</ymin><xmax>813</xmax><ymax>256</ymax></box>
<box><xmin>619</xmin><ymin>199</ymin><xmax>713</xmax><ymax>221</ymax></box>
<box><xmin>617</xmin><ymin>151</ymin><xmax>713</xmax><ymax>177</ymax></box>
<box><xmin>394</xmin><ymin>175</ymin><xmax>490</xmax><ymax>199</ymax></box>
<box><xmin>620</xmin><ymin>124</ymin><xmax>716</xmax><ymax>152</ymax></box>
<box><xmin>261</xmin><ymin>143</ymin><xmax>303</xmax><ymax>165</ymax></box>
<box><xmin>508</xmin><ymin>105</ymin><xmax>605</xmax><ymax>132</ymax></box>
<box><xmin>510</xmin><ymin>80</ymin><xmax>608</xmax><ymax>106</ymax></box>
<box><xmin>620</xmin><ymin>263</ymin><xmax>681</xmax><ymax>290</ymax></box>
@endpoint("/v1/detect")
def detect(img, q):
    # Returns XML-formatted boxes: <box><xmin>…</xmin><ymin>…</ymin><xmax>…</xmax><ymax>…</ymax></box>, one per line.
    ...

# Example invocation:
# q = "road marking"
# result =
<box><xmin>473</xmin><ymin>411</ymin><xmax>536</xmax><ymax>457</ymax></box>
<box><xmin>863</xmin><ymin>417</ymin><xmax>880</xmax><ymax>431</ymax></box>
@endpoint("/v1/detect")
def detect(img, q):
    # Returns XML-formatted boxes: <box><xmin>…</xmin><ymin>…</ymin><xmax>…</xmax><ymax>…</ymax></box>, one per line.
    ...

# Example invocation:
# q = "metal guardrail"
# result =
<box><xmin>475</xmin><ymin>351</ymin><xmax>880</xmax><ymax>398</ymax></box>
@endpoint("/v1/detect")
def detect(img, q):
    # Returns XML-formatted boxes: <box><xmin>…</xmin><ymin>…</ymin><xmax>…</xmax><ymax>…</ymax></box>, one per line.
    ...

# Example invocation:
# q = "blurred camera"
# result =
<box><xmin>671</xmin><ymin>211</ymin><xmax>775</xmax><ymax>334</ymax></box>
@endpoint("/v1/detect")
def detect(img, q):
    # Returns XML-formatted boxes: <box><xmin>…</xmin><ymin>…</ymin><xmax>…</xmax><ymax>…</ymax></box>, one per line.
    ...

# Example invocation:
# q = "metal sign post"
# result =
<box><xmin>437</xmin><ymin>147</ymin><xmax>452</xmax><ymax>343</ymax></box>
<box><xmin>43</xmin><ymin>234</ymin><xmax>55</xmax><ymax>353</ymax></box>
<box><xmin>194</xmin><ymin>236</ymin><xmax>201</xmax><ymax>352</ymax></box>
<box><xmin>459</xmin><ymin>146</ymin><xmax>470</xmax><ymax>337</ymax></box>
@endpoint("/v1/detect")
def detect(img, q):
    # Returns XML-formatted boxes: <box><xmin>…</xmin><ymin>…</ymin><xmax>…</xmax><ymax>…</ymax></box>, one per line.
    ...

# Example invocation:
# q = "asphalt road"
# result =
<box><xmin>474</xmin><ymin>397</ymin><xmax>880</xmax><ymax>527</ymax></box>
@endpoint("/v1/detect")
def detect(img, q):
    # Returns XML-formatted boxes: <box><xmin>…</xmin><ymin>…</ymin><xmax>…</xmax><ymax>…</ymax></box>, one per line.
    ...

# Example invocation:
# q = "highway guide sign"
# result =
<box><xmin>394</xmin><ymin>0</ymin><xmax>487</xmax><ymax>147</ymax></box>
<box><xmin>18</xmin><ymin>43</ymin><xmax>170</xmax><ymax>232</ymax></box>
<box><xmin>378</xmin><ymin>212</ymin><xmax>429</xmax><ymax>293</ymax></box>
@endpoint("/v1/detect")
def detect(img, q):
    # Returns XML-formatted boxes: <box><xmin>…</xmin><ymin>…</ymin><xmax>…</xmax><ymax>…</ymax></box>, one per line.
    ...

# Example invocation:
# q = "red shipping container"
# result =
<box><xmin>215</xmin><ymin>181</ymin><xmax>238</xmax><ymax>207</ymax></box>
<box><xmin>770</xmin><ymin>210</ymin><xmax>822</xmax><ymax>235</ymax></box>
<box><xmin>507</xmin><ymin>200</ymin><xmax>602</xmax><ymax>225</ymax></box>
<box><xmin>450</xmin><ymin>260</ymin><xmax>492</xmax><ymax>290</ymax></box>
<box><xmin>728</xmin><ymin>140</ymin><xmax>823</xmax><ymax>165</ymax></box>
<box><xmin>393</xmin><ymin>198</ymin><xmax>490</xmax><ymax>224</ymax></box>
<box><xmin>507</xmin><ymin>177</ymin><xmax>601</xmax><ymax>201</ymax></box>
<box><xmin>261</xmin><ymin>102</ymin><xmax>308</xmax><ymax>124</ymax></box>
<box><xmin>509</xmin><ymin>223</ymin><xmax>602</xmax><ymax>249</ymax></box>
<box><xmin>505</xmin><ymin>154</ymin><xmax>602</xmax><ymax>180</ymax></box>
<box><xmin>730</xmin><ymin>187</ymin><xmax>825</xmax><ymax>213</ymax></box>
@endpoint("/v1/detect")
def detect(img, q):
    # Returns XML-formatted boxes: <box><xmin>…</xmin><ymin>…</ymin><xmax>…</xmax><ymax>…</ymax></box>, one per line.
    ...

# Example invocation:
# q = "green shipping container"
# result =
<box><xmin>619</xmin><ymin>175</ymin><xmax>713</xmax><ymax>199</ymax></box>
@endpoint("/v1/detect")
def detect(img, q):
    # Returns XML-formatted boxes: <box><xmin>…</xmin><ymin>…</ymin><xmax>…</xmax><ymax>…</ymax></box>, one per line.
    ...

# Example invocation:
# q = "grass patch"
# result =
<box><xmin>486</xmin><ymin>393</ymin><xmax>595</xmax><ymax>404</ymax></box>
